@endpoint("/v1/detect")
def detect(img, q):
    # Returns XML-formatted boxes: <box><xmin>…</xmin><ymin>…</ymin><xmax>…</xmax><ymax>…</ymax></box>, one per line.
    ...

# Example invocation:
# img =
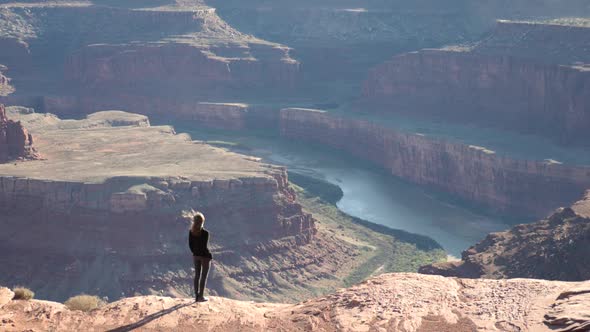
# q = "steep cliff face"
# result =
<box><xmin>420</xmin><ymin>191</ymin><xmax>590</xmax><ymax>281</ymax></box>
<box><xmin>0</xmin><ymin>3</ymin><xmax>300</xmax><ymax>96</ymax></box>
<box><xmin>0</xmin><ymin>109</ymin><xmax>317</xmax><ymax>302</ymax></box>
<box><xmin>2</xmin><ymin>273</ymin><xmax>589</xmax><ymax>332</ymax></box>
<box><xmin>65</xmin><ymin>36</ymin><xmax>299</xmax><ymax>93</ymax></box>
<box><xmin>280</xmin><ymin>108</ymin><xmax>590</xmax><ymax>218</ymax></box>
<box><xmin>210</xmin><ymin>1</ymin><xmax>491</xmax><ymax>95</ymax></box>
<box><xmin>209</xmin><ymin>0</ymin><xmax>590</xmax><ymax>94</ymax></box>
<box><xmin>0</xmin><ymin>172</ymin><xmax>318</xmax><ymax>302</ymax></box>
<box><xmin>0</xmin><ymin>104</ymin><xmax>34</xmax><ymax>162</ymax></box>
<box><xmin>362</xmin><ymin>21</ymin><xmax>590</xmax><ymax>145</ymax></box>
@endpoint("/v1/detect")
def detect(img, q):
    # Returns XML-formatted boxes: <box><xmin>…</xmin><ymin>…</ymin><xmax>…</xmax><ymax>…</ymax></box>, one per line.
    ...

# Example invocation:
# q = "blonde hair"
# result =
<box><xmin>190</xmin><ymin>211</ymin><xmax>205</xmax><ymax>234</ymax></box>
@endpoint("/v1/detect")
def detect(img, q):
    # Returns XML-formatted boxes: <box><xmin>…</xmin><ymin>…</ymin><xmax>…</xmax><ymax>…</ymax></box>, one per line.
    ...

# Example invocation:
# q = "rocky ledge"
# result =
<box><xmin>420</xmin><ymin>191</ymin><xmax>590</xmax><ymax>281</ymax></box>
<box><xmin>0</xmin><ymin>273</ymin><xmax>588</xmax><ymax>332</ymax></box>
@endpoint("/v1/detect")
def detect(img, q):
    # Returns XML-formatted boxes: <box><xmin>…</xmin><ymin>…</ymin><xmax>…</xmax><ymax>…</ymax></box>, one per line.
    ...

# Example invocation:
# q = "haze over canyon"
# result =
<box><xmin>0</xmin><ymin>0</ymin><xmax>589</xmax><ymax>331</ymax></box>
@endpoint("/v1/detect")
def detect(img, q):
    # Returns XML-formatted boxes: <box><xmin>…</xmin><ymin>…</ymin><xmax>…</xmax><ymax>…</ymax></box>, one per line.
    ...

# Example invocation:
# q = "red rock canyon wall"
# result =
<box><xmin>362</xmin><ymin>49</ymin><xmax>590</xmax><ymax>144</ymax></box>
<box><xmin>0</xmin><ymin>168</ymin><xmax>316</xmax><ymax>301</ymax></box>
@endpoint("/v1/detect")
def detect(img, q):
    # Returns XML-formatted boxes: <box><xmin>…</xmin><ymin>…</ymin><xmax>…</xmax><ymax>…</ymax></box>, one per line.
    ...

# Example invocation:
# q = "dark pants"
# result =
<box><xmin>193</xmin><ymin>256</ymin><xmax>211</xmax><ymax>298</ymax></box>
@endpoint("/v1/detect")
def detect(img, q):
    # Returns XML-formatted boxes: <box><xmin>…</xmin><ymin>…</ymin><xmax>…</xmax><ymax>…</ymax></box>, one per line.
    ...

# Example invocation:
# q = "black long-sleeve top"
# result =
<box><xmin>189</xmin><ymin>229</ymin><xmax>212</xmax><ymax>259</ymax></box>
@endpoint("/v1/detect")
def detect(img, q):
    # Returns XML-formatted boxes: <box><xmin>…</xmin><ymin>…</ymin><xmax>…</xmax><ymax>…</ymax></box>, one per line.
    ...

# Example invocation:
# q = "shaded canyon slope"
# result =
<box><xmin>0</xmin><ymin>0</ymin><xmax>299</xmax><ymax>100</ymax></box>
<box><xmin>362</xmin><ymin>20</ymin><xmax>590</xmax><ymax>145</ymax></box>
<box><xmin>2</xmin><ymin>0</ymin><xmax>589</xmax><ymax>114</ymax></box>
<box><xmin>1</xmin><ymin>273</ymin><xmax>589</xmax><ymax>332</ymax></box>
<box><xmin>279</xmin><ymin>108</ymin><xmax>590</xmax><ymax>219</ymax></box>
<box><xmin>208</xmin><ymin>0</ymin><xmax>590</xmax><ymax>91</ymax></box>
<box><xmin>420</xmin><ymin>191</ymin><xmax>590</xmax><ymax>281</ymax></box>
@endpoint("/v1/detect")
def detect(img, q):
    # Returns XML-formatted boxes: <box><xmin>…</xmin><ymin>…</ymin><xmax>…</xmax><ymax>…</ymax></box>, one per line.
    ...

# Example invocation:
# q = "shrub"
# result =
<box><xmin>64</xmin><ymin>294</ymin><xmax>106</xmax><ymax>312</ymax></box>
<box><xmin>12</xmin><ymin>287</ymin><xmax>34</xmax><ymax>300</ymax></box>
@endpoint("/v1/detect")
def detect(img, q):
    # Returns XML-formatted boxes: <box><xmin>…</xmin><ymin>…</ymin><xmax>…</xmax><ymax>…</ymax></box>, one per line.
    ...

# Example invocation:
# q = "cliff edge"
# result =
<box><xmin>0</xmin><ymin>273</ymin><xmax>588</xmax><ymax>332</ymax></box>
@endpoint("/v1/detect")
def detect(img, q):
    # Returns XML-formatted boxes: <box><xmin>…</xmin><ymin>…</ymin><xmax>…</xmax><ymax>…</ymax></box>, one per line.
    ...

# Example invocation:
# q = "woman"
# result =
<box><xmin>188</xmin><ymin>212</ymin><xmax>212</xmax><ymax>302</ymax></box>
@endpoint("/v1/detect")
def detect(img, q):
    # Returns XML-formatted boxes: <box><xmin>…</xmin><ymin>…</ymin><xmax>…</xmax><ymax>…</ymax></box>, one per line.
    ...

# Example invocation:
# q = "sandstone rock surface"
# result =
<box><xmin>420</xmin><ymin>192</ymin><xmax>590</xmax><ymax>281</ymax></box>
<box><xmin>0</xmin><ymin>287</ymin><xmax>14</xmax><ymax>309</ymax></box>
<box><xmin>544</xmin><ymin>284</ymin><xmax>590</xmax><ymax>332</ymax></box>
<box><xmin>0</xmin><ymin>273</ymin><xmax>589</xmax><ymax>331</ymax></box>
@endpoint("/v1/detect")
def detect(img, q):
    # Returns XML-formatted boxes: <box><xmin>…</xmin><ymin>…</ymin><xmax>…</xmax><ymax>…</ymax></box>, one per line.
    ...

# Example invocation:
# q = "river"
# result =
<box><xmin>175</xmin><ymin>125</ymin><xmax>515</xmax><ymax>257</ymax></box>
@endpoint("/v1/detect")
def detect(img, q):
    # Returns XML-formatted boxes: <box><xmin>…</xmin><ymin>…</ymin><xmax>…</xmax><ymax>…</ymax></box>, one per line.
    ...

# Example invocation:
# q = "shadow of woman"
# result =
<box><xmin>106</xmin><ymin>302</ymin><xmax>192</xmax><ymax>332</ymax></box>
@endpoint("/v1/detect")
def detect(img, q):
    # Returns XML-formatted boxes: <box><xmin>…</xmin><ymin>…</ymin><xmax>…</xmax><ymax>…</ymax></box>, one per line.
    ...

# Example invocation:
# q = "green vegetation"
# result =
<box><xmin>64</xmin><ymin>294</ymin><xmax>106</xmax><ymax>312</ymax></box>
<box><xmin>291</xmin><ymin>174</ymin><xmax>446</xmax><ymax>287</ymax></box>
<box><xmin>288</xmin><ymin>172</ymin><xmax>343</xmax><ymax>205</ymax></box>
<box><xmin>12</xmin><ymin>287</ymin><xmax>34</xmax><ymax>300</ymax></box>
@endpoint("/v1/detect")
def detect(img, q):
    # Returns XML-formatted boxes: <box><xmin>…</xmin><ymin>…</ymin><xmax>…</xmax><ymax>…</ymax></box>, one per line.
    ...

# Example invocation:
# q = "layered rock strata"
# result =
<box><xmin>279</xmin><ymin>108</ymin><xmax>590</xmax><ymax>218</ymax></box>
<box><xmin>420</xmin><ymin>191</ymin><xmax>590</xmax><ymax>281</ymax></box>
<box><xmin>362</xmin><ymin>21</ymin><xmax>590</xmax><ymax>144</ymax></box>
<box><xmin>65</xmin><ymin>38</ymin><xmax>299</xmax><ymax>92</ymax></box>
<box><xmin>0</xmin><ymin>108</ymin><xmax>316</xmax><ymax>301</ymax></box>
<box><xmin>0</xmin><ymin>2</ymin><xmax>300</xmax><ymax>95</ymax></box>
<box><xmin>1</xmin><ymin>273</ymin><xmax>589</xmax><ymax>332</ymax></box>
<box><xmin>0</xmin><ymin>104</ymin><xmax>34</xmax><ymax>162</ymax></box>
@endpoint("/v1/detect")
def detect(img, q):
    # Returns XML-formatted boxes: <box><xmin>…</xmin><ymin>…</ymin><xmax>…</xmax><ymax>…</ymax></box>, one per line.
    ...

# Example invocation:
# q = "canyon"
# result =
<box><xmin>1</xmin><ymin>273</ymin><xmax>589</xmax><ymax>332</ymax></box>
<box><xmin>1</xmin><ymin>1</ymin><xmax>590</xmax><ymax>330</ymax></box>
<box><xmin>0</xmin><ymin>107</ymin><xmax>318</xmax><ymax>302</ymax></box>
<box><xmin>0</xmin><ymin>107</ymin><xmax>443</xmax><ymax>303</ymax></box>
<box><xmin>0</xmin><ymin>1</ymin><xmax>300</xmax><ymax>100</ymax></box>
<box><xmin>279</xmin><ymin>108</ymin><xmax>590</xmax><ymax>218</ymax></box>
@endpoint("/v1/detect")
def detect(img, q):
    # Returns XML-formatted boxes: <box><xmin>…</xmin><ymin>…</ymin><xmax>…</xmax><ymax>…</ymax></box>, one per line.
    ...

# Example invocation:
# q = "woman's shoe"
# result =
<box><xmin>197</xmin><ymin>296</ymin><xmax>209</xmax><ymax>302</ymax></box>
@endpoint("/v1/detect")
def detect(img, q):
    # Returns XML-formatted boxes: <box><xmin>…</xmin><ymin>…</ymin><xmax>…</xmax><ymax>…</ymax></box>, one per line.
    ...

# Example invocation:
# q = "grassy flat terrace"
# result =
<box><xmin>0</xmin><ymin>109</ymin><xmax>270</xmax><ymax>182</ymax></box>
